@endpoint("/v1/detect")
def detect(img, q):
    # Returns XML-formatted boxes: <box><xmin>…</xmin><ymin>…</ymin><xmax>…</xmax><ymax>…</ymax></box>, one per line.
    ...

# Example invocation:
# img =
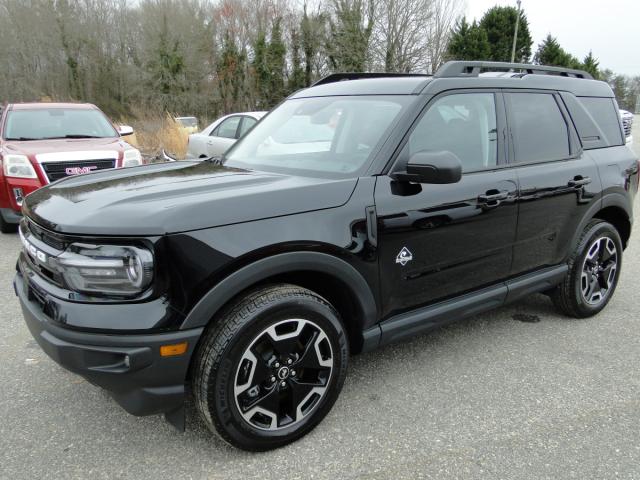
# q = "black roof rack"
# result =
<box><xmin>435</xmin><ymin>61</ymin><xmax>593</xmax><ymax>80</ymax></box>
<box><xmin>312</xmin><ymin>72</ymin><xmax>429</xmax><ymax>87</ymax></box>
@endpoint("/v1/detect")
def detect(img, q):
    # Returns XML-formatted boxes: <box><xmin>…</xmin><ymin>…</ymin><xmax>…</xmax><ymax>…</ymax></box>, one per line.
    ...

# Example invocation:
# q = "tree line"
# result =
<box><xmin>0</xmin><ymin>1</ymin><xmax>636</xmax><ymax>121</ymax></box>
<box><xmin>447</xmin><ymin>6</ymin><xmax>639</xmax><ymax>112</ymax></box>
<box><xmin>0</xmin><ymin>0</ymin><xmax>462</xmax><ymax>121</ymax></box>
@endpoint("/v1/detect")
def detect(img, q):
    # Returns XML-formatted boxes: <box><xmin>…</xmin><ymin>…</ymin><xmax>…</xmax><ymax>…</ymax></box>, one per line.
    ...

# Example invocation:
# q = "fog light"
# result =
<box><xmin>13</xmin><ymin>188</ymin><xmax>24</xmax><ymax>205</ymax></box>
<box><xmin>160</xmin><ymin>342</ymin><xmax>188</xmax><ymax>357</ymax></box>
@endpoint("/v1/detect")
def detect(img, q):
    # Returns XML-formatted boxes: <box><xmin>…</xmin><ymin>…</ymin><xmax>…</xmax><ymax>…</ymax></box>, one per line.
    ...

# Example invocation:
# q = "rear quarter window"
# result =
<box><xmin>578</xmin><ymin>97</ymin><xmax>624</xmax><ymax>147</ymax></box>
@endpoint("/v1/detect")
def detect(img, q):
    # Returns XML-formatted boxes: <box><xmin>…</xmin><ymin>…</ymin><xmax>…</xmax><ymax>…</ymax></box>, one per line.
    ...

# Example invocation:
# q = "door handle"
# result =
<box><xmin>568</xmin><ymin>176</ymin><xmax>591</xmax><ymax>188</ymax></box>
<box><xmin>478</xmin><ymin>190</ymin><xmax>509</xmax><ymax>204</ymax></box>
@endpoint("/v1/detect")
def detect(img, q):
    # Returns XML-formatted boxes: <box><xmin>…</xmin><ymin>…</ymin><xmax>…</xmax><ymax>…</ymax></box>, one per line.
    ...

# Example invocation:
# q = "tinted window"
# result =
<box><xmin>408</xmin><ymin>93</ymin><xmax>498</xmax><ymax>172</ymax></box>
<box><xmin>225</xmin><ymin>95</ymin><xmax>410</xmax><ymax>178</ymax></box>
<box><xmin>508</xmin><ymin>93</ymin><xmax>569</xmax><ymax>163</ymax></box>
<box><xmin>578</xmin><ymin>97</ymin><xmax>624</xmax><ymax>146</ymax></box>
<box><xmin>214</xmin><ymin>116</ymin><xmax>241</xmax><ymax>139</ymax></box>
<box><xmin>239</xmin><ymin>117</ymin><xmax>257</xmax><ymax>137</ymax></box>
<box><xmin>4</xmin><ymin>108</ymin><xmax>117</xmax><ymax>140</ymax></box>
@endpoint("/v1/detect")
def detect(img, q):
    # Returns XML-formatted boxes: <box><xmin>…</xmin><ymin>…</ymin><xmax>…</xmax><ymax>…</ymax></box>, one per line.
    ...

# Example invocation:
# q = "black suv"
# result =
<box><xmin>15</xmin><ymin>62</ymin><xmax>638</xmax><ymax>451</ymax></box>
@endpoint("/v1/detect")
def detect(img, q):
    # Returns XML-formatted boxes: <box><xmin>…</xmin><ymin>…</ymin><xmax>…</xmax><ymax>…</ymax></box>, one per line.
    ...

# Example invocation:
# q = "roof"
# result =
<box><xmin>290</xmin><ymin>76</ymin><xmax>431</xmax><ymax>98</ymax></box>
<box><xmin>291</xmin><ymin>62</ymin><xmax>614</xmax><ymax>99</ymax></box>
<box><xmin>9</xmin><ymin>102</ymin><xmax>96</xmax><ymax>110</ymax></box>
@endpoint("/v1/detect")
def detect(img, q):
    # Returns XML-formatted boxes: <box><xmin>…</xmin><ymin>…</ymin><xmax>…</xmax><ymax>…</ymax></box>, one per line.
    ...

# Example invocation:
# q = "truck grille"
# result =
<box><xmin>41</xmin><ymin>158</ymin><xmax>116</xmax><ymax>182</ymax></box>
<box><xmin>622</xmin><ymin>116</ymin><xmax>633</xmax><ymax>138</ymax></box>
<box><xmin>25</xmin><ymin>218</ymin><xmax>66</xmax><ymax>251</ymax></box>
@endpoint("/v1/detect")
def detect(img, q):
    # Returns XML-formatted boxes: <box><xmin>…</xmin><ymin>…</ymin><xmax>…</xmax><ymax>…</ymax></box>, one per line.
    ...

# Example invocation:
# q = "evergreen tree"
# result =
<box><xmin>446</xmin><ymin>17</ymin><xmax>491</xmax><ymax>61</ymax></box>
<box><xmin>582</xmin><ymin>51</ymin><xmax>600</xmax><ymax>79</ymax></box>
<box><xmin>288</xmin><ymin>27</ymin><xmax>306</xmax><ymax>93</ymax></box>
<box><xmin>533</xmin><ymin>34</ymin><xmax>581</xmax><ymax>69</ymax></box>
<box><xmin>479</xmin><ymin>6</ymin><xmax>532</xmax><ymax>62</ymax></box>
<box><xmin>267</xmin><ymin>19</ymin><xmax>286</xmax><ymax>107</ymax></box>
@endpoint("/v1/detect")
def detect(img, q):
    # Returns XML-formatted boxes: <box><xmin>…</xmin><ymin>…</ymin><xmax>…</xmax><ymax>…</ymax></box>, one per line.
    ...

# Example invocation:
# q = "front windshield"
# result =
<box><xmin>225</xmin><ymin>95</ymin><xmax>410</xmax><ymax>177</ymax></box>
<box><xmin>4</xmin><ymin>108</ymin><xmax>118</xmax><ymax>140</ymax></box>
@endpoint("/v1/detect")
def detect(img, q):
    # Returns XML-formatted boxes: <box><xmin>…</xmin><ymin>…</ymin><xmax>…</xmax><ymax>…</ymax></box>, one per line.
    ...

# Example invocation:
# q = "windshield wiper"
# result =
<box><xmin>204</xmin><ymin>154</ymin><xmax>225</xmax><ymax>166</ymax></box>
<box><xmin>5</xmin><ymin>137</ymin><xmax>40</xmax><ymax>141</ymax></box>
<box><xmin>49</xmin><ymin>134</ymin><xmax>105</xmax><ymax>139</ymax></box>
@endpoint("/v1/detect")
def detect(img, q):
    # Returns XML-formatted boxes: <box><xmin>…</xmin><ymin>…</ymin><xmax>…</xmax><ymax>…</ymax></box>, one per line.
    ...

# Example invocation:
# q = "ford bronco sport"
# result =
<box><xmin>15</xmin><ymin>62</ymin><xmax>639</xmax><ymax>451</ymax></box>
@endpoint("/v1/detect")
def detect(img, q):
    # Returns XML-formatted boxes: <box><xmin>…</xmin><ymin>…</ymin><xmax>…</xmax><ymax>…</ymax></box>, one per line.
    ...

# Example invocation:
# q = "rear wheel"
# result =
<box><xmin>192</xmin><ymin>284</ymin><xmax>348</xmax><ymax>451</ymax></box>
<box><xmin>552</xmin><ymin>220</ymin><xmax>623</xmax><ymax>318</ymax></box>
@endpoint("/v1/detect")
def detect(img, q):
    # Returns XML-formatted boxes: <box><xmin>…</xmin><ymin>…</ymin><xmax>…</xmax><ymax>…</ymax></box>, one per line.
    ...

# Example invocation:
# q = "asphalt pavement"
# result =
<box><xmin>1</xmin><ymin>120</ymin><xmax>639</xmax><ymax>479</ymax></box>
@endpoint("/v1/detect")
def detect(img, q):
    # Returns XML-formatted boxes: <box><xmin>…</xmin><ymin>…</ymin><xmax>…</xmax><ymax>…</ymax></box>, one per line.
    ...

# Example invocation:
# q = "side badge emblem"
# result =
<box><xmin>395</xmin><ymin>247</ymin><xmax>413</xmax><ymax>266</ymax></box>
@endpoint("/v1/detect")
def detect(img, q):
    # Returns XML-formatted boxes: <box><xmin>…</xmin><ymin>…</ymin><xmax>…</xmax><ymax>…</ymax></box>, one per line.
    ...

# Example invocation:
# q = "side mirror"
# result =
<box><xmin>393</xmin><ymin>150</ymin><xmax>462</xmax><ymax>184</ymax></box>
<box><xmin>119</xmin><ymin>125</ymin><xmax>134</xmax><ymax>136</ymax></box>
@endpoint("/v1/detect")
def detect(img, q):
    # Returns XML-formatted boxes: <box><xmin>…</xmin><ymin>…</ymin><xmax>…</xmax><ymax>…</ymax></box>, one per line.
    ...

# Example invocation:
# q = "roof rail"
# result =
<box><xmin>312</xmin><ymin>72</ymin><xmax>429</xmax><ymax>87</ymax></box>
<box><xmin>435</xmin><ymin>61</ymin><xmax>593</xmax><ymax>80</ymax></box>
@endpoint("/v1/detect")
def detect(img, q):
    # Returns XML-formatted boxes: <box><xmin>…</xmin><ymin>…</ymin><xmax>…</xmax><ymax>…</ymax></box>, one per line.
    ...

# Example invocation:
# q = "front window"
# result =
<box><xmin>4</xmin><ymin>108</ymin><xmax>118</xmax><ymax>140</ymax></box>
<box><xmin>225</xmin><ymin>96</ymin><xmax>410</xmax><ymax>177</ymax></box>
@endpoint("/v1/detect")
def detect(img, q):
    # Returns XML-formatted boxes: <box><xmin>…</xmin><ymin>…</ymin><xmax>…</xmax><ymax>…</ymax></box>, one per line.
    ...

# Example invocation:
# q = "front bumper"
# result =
<box><xmin>14</xmin><ymin>271</ymin><xmax>203</xmax><ymax>417</ymax></box>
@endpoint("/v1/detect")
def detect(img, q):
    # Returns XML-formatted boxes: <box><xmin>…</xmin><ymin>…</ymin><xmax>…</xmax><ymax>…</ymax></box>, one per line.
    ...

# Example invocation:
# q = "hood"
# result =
<box><xmin>23</xmin><ymin>161</ymin><xmax>358</xmax><ymax>235</ymax></box>
<box><xmin>2</xmin><ymin>137</ymin><xmax>128</xmax><ymax>156</ymax></box>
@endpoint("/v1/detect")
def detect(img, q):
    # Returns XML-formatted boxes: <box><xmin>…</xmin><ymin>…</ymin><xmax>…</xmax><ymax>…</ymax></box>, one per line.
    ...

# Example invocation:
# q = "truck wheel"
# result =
<box><xmin>552</xmin><ymin>220</ymin><xmax>623</xmax><ymax>318</ymax></box>
<box><xmin>0</xmin><ymin>214</ymin><xmax>18</xmax><ymax>233</ymax></box>
<box><xmin>192</xmin><ymin>284</ymin><xmax>348</xmax><ymax>451</ymax></box>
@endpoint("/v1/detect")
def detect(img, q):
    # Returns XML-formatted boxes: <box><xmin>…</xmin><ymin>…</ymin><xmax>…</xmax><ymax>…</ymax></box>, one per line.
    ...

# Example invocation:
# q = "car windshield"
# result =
<box><xmin>224</xmin><ymin>95</ymin><xmax>410</xmax><ymax>177</ymax></box>
<box><xmin>4</xmin><ymin>108</ymin><xmax>118</xmax><ymax>140</ymax></box>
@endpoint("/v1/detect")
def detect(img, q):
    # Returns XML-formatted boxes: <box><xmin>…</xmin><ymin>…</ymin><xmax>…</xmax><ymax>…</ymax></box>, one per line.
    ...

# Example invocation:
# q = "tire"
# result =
<box><xmin>192</xmin><ymin>284</ymin><xmax>349</xmax><ymax>451</ymax></box>
<box><xmin>551</xmin><ymin>220</ymin><xmax>623</xmax><ymax>318</ymax></box>
<box><xmin>0</xmin><ymin>214</ymin><xmax>18</xmax><ymax>234</ymax></box>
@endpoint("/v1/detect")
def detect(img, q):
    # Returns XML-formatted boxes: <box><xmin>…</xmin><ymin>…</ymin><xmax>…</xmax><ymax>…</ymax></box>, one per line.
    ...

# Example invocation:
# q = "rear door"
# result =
<box><xmin>206</xmin><ymin>115</ymin><xmax>242</xmax><ymax>156</ymax></box>
<box><xmin>505</xmin><ymin>90</ymin><xmax>601</xmax><ymax>275</ymax></box>
<box><xmin>375</xmin><ymin>90</ymin><xmax>518</xmax><ymax>318</ymax></box>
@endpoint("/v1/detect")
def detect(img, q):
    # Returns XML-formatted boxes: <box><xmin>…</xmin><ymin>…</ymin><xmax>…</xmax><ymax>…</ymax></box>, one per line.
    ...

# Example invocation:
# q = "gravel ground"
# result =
<box><xmin>0</xmin><ymin>123</ymin><xmax>639</xmax><ymax>480</ymax></box>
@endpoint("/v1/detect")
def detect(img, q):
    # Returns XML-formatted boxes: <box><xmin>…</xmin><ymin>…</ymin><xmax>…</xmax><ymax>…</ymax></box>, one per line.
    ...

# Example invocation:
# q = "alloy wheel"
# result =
<box><xmin>234</xmin><ymin>318</ymin><xmax>334</xmax><ymax>431</ymax></box>
<box><xmin>580</xmin><ymin>236</ymin><xmax>618</xmax><ymax>306</ymax></box>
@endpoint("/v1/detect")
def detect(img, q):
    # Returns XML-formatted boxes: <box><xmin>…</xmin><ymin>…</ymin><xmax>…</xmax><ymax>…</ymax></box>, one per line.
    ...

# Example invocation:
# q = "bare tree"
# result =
<box><xmin>425</xmin><ymin>0</ymin><xmax>464</xmax><ymax>73</ymax></box>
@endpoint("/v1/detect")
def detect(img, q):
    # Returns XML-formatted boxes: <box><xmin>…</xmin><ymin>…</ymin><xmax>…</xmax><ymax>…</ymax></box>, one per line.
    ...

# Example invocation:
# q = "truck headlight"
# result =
<box><xmin>51</xmin><ymin>243</ymin><xmax>153</xmax><ymax>297</ymax></box>
<box><xmin>2</xmin><ymin>154</ymin><xmax>38</xmax><ymax>179</ymax></box>
<box><xmin>123</xmin><ymin>148</ymin><xmax>142</xmax><ymax>167</ymax></box>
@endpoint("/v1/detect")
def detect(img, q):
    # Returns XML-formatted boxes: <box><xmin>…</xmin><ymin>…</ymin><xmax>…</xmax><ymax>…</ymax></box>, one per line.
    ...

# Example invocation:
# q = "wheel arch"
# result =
<box><xmin>592</xmin><ymin>205</ymin><xmax>631</xmax><ymax>248</ymax></box>
<box><xmin>180</xmin><ymin>251</ymin><xmax>378</xmax><ymax>354</ymax></box>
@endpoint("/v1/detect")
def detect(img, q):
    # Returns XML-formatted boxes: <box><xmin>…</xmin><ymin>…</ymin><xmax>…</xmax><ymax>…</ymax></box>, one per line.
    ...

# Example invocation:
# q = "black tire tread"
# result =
<box><xmin>191</xmin><ymin>283</ymin><xmax>338</xmax><ymax>448</ymax></box>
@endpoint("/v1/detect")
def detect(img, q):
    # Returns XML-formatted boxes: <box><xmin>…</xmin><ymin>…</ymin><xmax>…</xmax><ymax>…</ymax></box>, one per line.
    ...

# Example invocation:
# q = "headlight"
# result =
<box><xmin>2</xmin><ymin>154</ymin><xmax>38</xmax><ymax>179</ymax></box>
<box><xmin>123</xmin><ymin>148</ymin><xmax>142</xmax><ymax>167</ymax></box>
<box><xmin>51</xmin><ymin>242</ymin><xmax>153</xmax><ymax>297</ymax></box>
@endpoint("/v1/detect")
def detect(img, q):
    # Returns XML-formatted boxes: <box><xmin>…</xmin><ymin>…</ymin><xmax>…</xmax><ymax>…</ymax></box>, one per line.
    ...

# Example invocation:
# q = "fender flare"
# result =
<box><xmin>179</xmin><ymin>251</ymin><xmax>377</xmax><ymax>331</ymax></box>
<box><xmin>569</xmin><ymin>192</ymin><xmax>632</xmax><ymax>254</ymax></box>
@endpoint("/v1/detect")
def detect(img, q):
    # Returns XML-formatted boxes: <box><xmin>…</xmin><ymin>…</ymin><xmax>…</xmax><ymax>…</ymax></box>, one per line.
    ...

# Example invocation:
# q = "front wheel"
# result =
<box><xmin>552</xmin><ymin>220</ymin><xmax>623</xmax><ymax>318</ymax></box>
<box><xmin>192</xmin><ymin>284</ymin><xmax>348</xmax><ymax>451</ymax></box>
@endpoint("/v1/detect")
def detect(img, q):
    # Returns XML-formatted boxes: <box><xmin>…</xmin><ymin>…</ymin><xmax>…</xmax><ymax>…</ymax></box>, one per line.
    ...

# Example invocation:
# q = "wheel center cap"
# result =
<box><xmin>277</xmin><ymin>366</ymin><xmax>290</xmax><ymax>380</ymax></box>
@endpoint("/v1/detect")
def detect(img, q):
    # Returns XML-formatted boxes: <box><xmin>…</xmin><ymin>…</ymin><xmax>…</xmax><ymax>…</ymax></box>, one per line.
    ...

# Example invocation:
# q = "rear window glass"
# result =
<box><xmin>508</xmin><ymin>93</ymin><xmax>570</xmax><ymax>163</ymax></box>
<box><xmin>578</xmin><ymin>97</ymin><xmax>624</xmax><ymax>146</ymax></box>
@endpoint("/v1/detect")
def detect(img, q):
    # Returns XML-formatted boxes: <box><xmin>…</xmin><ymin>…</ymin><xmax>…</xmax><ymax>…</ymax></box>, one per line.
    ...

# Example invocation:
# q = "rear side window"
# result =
<box><xmin>507</xmin><ymin>93</ymin><xmax>570</xmax><ymax>163</ymax></box>
<box><xmin>578</xmin><ymin>97</ymin><xmax>624</xmax><ymax>146</ymax></box>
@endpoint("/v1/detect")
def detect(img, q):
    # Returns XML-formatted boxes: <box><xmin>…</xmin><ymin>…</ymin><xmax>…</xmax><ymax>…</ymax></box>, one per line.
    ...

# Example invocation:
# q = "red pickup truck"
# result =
<box><xmin>0</xmin><ymin>102</ymin><xmax>142</xmax><ymax>232</ymax></box>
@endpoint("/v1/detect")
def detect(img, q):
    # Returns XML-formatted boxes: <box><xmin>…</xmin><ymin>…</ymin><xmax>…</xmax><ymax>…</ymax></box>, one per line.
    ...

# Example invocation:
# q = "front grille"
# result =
<box><xmin>41</xmin><ymin>158</ymin><xmax>116</xmax><ymax>182</ymax></box>
<box><xmin>622</xmin><ymin>117</ymin><xmax>633</xmax><ymax>138</ymax></box>
<box><xmin>26</xmin><ymin>218</ymin><xmax>66</xmax><ymax>251</ymax></box>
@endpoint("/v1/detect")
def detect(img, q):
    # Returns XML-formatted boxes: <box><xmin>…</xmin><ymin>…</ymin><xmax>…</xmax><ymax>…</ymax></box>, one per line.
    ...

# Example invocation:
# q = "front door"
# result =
<box><xmin>375</xmin><ymin>91</ymin><xmax>518</xmax><ymax>318</ymax></box>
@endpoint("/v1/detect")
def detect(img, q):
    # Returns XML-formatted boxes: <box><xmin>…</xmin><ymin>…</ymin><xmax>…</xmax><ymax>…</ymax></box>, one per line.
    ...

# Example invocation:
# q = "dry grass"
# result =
<box><xmin>120</xmin><ymin>112</ymin><xmax>189</xmax><ymax>159</ymax></box>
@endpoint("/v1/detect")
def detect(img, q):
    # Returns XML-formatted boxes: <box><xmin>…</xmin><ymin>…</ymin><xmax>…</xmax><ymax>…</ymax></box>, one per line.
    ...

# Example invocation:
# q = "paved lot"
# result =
<box><xmin>1</xmin><ymin>122</ymin><xmax>639</xmax><ymax>479</ymax></box>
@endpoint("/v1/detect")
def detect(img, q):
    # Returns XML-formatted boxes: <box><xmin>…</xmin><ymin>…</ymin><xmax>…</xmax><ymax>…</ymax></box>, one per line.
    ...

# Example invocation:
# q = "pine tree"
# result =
<box><xmin>446</xmin><ymin>18</ymin><xmax>491</xmax><ymax>61</ymax></box>
<box><xmin>479</xmin><ymin>6</ymin><xmax>532</xmax><ymax>62</ymax></box>
<box><xmin>533</xmin><ymin>34</ymin><xmax>581</xmax><ymax>69</ymax></box>
<box><xmin>582</xmin><ymin>51</ymin><xmax>600</xmax><ymax>79</ymax></box>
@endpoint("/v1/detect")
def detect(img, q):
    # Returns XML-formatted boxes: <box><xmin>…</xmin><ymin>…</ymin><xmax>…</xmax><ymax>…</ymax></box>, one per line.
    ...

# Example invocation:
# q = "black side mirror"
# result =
<box><xmin>392</xmin><ymin>150</ymin><xmax>462</xmax><ymax>184</ymax></box>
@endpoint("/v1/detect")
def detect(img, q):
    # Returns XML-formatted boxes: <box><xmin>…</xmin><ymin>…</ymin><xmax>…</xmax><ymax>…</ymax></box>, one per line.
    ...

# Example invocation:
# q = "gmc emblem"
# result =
<box><xmin>66</xmin><ymin>166</ymin><xmax>98</xmax><ymax>175</ymax></box>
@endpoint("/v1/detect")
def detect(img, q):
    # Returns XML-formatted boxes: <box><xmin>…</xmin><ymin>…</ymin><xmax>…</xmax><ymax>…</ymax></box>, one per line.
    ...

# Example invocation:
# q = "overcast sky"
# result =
<box><xmin>465</xmin><ymin>0</ymin><xmax>639</xmax><ymax>76</ymax></box>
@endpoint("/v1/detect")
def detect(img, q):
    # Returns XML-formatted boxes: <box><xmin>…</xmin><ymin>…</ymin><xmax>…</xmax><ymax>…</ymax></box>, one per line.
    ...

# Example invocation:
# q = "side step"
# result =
<box><xmin>362</xmin><ymin>265</ymin><xmax>568</xmax><ymax>351</ymax></box>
